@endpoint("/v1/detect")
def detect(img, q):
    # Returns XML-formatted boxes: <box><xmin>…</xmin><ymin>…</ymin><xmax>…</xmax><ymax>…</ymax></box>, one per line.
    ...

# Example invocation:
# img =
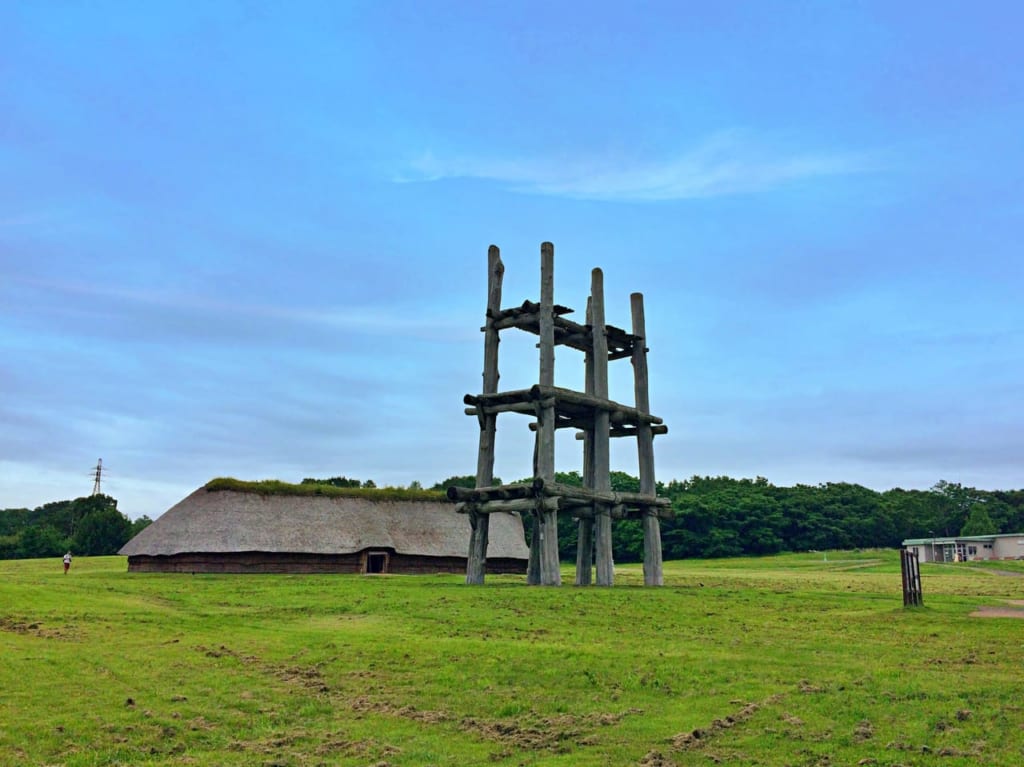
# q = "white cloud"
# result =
<box><xmin>5</xmin><ymin>275</ymin><xmax>467</xmax><ymax>339</ymax></box>
<box><xmin>402</xmin><ymin>131</ymin><xmax>878</xmax><ymax>201</ymax></box>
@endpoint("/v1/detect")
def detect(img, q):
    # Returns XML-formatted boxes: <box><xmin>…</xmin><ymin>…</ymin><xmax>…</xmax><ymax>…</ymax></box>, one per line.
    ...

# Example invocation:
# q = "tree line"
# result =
<box><xmin>0</xmin><ymin>495</ymin><xmax>151</xmax><ymax>560</ymax></box>
<box><xmin>5</xmin><ymin>474</ymin><xmax>1022</xmax><ymax>563</ymax></box>
<box><xmin>434</xmin><ymin>473</ymin><xmax>1023</xmax><ymax>563</ymax></box>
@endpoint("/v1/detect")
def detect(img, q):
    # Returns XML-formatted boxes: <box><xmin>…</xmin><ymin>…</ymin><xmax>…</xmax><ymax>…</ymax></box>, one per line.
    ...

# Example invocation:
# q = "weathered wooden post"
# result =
<box><xmin>591</xmin><ymin>268</ymin><xmax>614</xmax><ymax>586</ymax></box>
<box><xmin>900</xmin><ymin>548</ymin><xmax>923</xmax><ymax>607</ymax></box>
<box><xmin>537</xmin><ymin>242</ymin><xmax>561</xmax><ymax>585</ymax></box>
<box><xmin>527</xmin><ymin>432</ymin><xmax>542</xmax><ymax>584</ymax></box>
<box><xmin>632</xmin><ymin>292</ymin><xmax>663</xmax><ymax>586</ymax></box>
<box><xmin>575</xmin><ymin>297</ymin><xmax>595</xmax><ymax>586</ymax></box>
<box><xmin>466</xmin><ymin>246</ymin><xmax>504</xmax><ymax>584</ymax></box>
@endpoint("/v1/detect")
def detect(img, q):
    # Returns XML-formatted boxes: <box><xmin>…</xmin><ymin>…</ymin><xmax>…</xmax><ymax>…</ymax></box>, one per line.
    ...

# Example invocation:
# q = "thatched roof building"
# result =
<box><xmin>120</xmin><ymin>483</ymin><xmax>529</xmax><ymax>575</ymax></box>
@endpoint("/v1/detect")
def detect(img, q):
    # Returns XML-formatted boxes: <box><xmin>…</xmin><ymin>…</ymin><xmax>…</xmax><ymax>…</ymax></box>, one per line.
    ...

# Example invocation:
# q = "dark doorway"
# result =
<box><xmin>366</xmin><ymin>552</ymin><xmax>388</xmax><ymax>574</ymax></box>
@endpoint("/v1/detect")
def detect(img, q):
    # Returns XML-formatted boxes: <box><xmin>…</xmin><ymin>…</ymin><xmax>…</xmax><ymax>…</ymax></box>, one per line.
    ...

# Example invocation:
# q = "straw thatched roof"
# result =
<box><xmin>119</xmin><ymin>487</ymin><xmax>529</xmax><ymax>560</ymax></box>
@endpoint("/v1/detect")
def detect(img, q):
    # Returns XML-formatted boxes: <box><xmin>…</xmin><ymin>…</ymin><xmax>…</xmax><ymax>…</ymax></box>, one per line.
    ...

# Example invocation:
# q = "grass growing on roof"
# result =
<box><xmin>205</xmin><ymin>477</ymin><xmax>447</xmax><ymax>502</ymax></box>
<box><xmin>2</xmin><ymin>551</ymin><xmax>1023</xmax><ymax>765</ymax></box>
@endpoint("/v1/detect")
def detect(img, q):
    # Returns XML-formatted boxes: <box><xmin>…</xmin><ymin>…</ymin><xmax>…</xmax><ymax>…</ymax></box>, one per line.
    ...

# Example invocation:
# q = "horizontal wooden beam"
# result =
<box><xmin>488</xmin><ymin>299</ymin><xmax>574</xmax><ymax>322</ymax></box>
<box><xmin>570</xmin><ymin>503</ymin><xmax>675</xmax><ymax>520</ymax></box>
<box><xmin>540</xmin><ymin>480</ymin><xmax>672</xmax><ymax>508</ymax></box>
<box><xmin>457</xmin><ymin>496</ymin><xmax>673</xmax><ymax>519</ymax></box>
<box><xmin>574</xmin><ymin>424</ymin><xmax>669</xmax><ymax>439</ymax></box>
<box><xmin>483</xmin><ymin>300</ymin><xmax>640</xmax><ymax>359</ymax></box>
<box><xmin>464</xmin><ymin>385</ymin><xmax>664</xmax><ymax>429</ymax></box>
<box><xmin>446</xmin><ymin>480</ymin><xmax>543</xmax><ymax>503</ymax></box>
<box><xmin>456</xmin><ymin>497</ymin><xmax>560</xmax><ymax>515</ymax></box>
<box><xmin>447</xmin><ymin>477</ymin><xmax>673</xmax><ymax>518</ymax></box>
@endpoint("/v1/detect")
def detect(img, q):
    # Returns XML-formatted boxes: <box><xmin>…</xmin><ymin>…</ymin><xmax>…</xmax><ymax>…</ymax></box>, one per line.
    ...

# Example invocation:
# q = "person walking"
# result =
<box><xmin>63</xmin><ymin>551</ymin><xmax>72</xmax><ymax>574</ymax></box>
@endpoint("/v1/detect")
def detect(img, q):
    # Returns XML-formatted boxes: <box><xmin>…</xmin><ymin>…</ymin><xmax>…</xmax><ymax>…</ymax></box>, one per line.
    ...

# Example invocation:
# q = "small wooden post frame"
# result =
<box><xmin>900</xmin><ymin>548</ymin><xmax>923</xmax><ymax>607</ymax></box>
<box><xmin>456</xmin><ymin>243</ymin><xmax>671</xmax><ymax>586</ymax></box>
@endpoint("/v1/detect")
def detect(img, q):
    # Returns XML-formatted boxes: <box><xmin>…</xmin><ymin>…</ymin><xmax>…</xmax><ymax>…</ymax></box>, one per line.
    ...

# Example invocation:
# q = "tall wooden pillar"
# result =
<box><xmin>537</xmin><ymin>242</ymin><xmax>561</xmax><ymax>585</ymax></box>
<box><xmin>591</xmin><ymin>269</ymin><xmax>614</xmax><ymax>586</ymax></box>
<box><xmin>527</xmin><ymin>426</ymin><xmax>541</xmax><ymax>584</ymax></box>
<box><xmin>467</xmin><ymin>246</ymin><xmax>504</xmax><ymax>584</ymax></box>
<box><xmin>576</xmin><ymin>297</ymin><xmax>595</xmax><ymax>586</ymax></box>
<box><xmin>631</xmin><ymin>292</ymin><xmax>663</xmax><ymax>586</ymax></box>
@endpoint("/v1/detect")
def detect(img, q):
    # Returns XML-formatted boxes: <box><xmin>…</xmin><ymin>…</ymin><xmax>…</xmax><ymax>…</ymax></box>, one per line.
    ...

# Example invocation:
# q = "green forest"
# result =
<box><xmin>468</xmin><ymin>466</ymin><xmax>1024</xmax><ymax>561</ymax></box>
<box><xmin>555</xmin><ymin>473</ymin><xmax>1023</xmax><ymax>563</ymax></box>
<box><xmin>4</xmin><ymin>473</ymin><xmax>1022</xmax><ymax>563</ymax></box>
<box><xmin>0</xmin><ymin>494</ymin><xmax>150</xmax><ymax>560</ymax></box>
<box><xmin>309</xmin><ymin>472</ymin><xmax>1023</xmax><ymax>563</ymax></box>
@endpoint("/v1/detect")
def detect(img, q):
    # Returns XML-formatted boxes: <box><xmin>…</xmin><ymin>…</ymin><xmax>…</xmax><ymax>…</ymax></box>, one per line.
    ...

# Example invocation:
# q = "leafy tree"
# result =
<box><xmin>961</xmin><ymin>505</ymin><xmax>998</xmax><ymax>537</ymax></box>
<box><xmin>74</xmin><ymin>506</ymin><xmax>133</xmax><ymax>555</ymax></box>
<box><xmin>0</xmin><ymin>534</ymin><xmax>18</xmax><ymax>559</ymax></box>
<box><xmin>18</xmin><ymin>524</ymin><xmax>68</xmax><ymax>558</ymax></box>
<box><xmin>32</xmin><ymin>499</ymin><xmax>76</xmax><ymax>539</ymax></box>
<box><xmin>930</xmin><ymin>481</ymin><xmax>983</xmax><ymax>536</ymax></box>
<box><xmin>992</xmin><ymin>490</ymin><xmax>1024</xmax><ymax>532</ymax></box>
<box><xmin>432</xmin><ymin>475</ymin><xmax>491</xmax><ymax>491</ymax></box>
<box><xmin>130</xmin><ymin>516</ymin><xmax>153</xmax><ymax>537</ymax></box>
<box><xmin>0</xmin><ymin>508</ymin><xmax>30</xmax><ymax>537</ymax></box>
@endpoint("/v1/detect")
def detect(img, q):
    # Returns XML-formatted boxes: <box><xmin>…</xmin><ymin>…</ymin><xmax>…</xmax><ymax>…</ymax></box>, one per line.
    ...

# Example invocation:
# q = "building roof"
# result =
<box><xmin>119</xmin><ymin>487</ymin><xmax>529</xmax><ymax>560</ymax></box>
<box><xmin>902</xmin><ymin>534</ymin><xmax>1022</xmax><ymax>546</ymax></box>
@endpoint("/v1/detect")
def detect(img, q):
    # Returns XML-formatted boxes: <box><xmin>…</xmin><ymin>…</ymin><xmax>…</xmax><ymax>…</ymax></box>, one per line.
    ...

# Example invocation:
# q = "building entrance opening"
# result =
<box><xmin>366</xmin><ymin>552</ymin><xmax>388</xmax><ymax>574</ymax></box>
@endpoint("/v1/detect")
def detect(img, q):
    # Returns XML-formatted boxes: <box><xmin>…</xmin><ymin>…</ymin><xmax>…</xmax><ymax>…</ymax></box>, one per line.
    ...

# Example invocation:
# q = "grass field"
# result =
<box><xmin>1</xmin><ymin>550</ymin><xmax>1022</xmax><ymax>766</ymax></box>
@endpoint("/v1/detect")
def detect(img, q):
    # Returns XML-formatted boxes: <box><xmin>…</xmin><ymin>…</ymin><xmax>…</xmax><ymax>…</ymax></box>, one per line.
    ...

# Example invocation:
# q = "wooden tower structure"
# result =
<box><xmin>449</xmin><ymin>242</ymin><xmax>671</xmax><ymax>586</ymax></box>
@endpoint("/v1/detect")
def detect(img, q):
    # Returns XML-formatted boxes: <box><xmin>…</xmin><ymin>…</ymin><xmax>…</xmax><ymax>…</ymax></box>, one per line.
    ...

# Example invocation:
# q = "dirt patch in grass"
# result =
<box><xmin>670</xmin><ymin>695</ymin><xmax>783</xmax><ymax>751</ymax></box>
<box><xmin>351</xmin><ymin>697</ymin><xmax>641</xmax><ymax>753</ymax></box>
<box><xmin>971</xmin><ymin>605</ymin><xmax>1024</xmax><ymax>618</ymax></box>
<box><xmin>638</xmin><ymin>749</ymin><xmax>677</xmax><ymax>766</ymax></box>
<box><xmin>886</xmin><ymin>739</ymin><xmax>983</xmax><ymax>758</ymax></box>
<box><xmin>0</xmin><ymin>616</ymin><xmax>75</xmax><ymax>639</ymax></box>
<box><xmin>463</xmin><ymin>710</ymin><xmax>640</xmax><ymax>752</ymax></box>
<box><xmin>350</xmin><ymin>696</ymin><xmax>453</xmax><ymax>725</ymax></box>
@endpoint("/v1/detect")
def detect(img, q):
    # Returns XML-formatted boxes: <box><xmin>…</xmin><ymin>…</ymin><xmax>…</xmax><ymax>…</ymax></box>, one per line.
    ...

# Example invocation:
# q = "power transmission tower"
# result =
<box><xmin>91</xmin><ymin>459</ymin><xmax>103</xmax><ymax>496</ymax></box>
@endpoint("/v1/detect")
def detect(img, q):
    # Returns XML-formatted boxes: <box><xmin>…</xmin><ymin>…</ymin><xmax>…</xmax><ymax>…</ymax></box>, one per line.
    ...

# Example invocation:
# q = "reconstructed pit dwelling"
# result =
<box><xmin>450</xmin><ymin>242</ymin><xmax>672</xmax><ymax>586</ymax></box>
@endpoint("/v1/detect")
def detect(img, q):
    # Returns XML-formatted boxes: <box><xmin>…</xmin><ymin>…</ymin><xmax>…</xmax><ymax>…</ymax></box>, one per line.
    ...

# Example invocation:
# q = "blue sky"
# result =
<box><xmin>2</xmin><ymin>1</ymin><xmax>1022</xmax><ymax>519</ymax></box>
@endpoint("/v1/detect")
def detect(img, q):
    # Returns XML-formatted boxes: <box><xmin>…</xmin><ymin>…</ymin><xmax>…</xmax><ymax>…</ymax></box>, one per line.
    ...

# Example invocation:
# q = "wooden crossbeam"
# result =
<box><xmin>486</xmin><ymin>300</ymin><xmax>640</xmax><ymax>359</ymax></box>
<box><xmin>464</xmin><ymin>385</ymin><xmax>663</xmax><ymax>428</ymax></box>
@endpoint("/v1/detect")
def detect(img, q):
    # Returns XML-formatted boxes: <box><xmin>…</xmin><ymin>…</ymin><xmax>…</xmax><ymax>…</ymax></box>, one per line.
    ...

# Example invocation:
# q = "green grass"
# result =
<box><xmin>2</xmin><ymin>551</ymin><xmax>1023</xmax><ymax>766</ymax></box>
<box><xmin>204</xmin><ymin>477</ymin><xmax>446</xmax><ymax>502</ymax></box>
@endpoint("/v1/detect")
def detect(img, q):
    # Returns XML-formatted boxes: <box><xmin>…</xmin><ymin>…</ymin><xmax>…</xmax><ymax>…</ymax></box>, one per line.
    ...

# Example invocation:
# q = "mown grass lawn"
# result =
<box><xmin>1</xmin><ymin>550</ymin><xmax>1022</xmax><ymax>766</ymax></box>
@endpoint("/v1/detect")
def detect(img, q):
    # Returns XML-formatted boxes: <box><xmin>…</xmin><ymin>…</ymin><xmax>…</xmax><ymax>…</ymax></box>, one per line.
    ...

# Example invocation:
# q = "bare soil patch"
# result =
<box><xmin>0</xmin><ymin>616</ymin><xmax>74</xmax><ymax>639</ymax></box>
<box><xmin>971</xmin><ymin>605</ymin><xmax>1024</xmax><ymax>619</ymax></box>
<box><xmin>670</xmin><ymin>694</ymin><xmax>783</xmax><ymax>751</ymax></box>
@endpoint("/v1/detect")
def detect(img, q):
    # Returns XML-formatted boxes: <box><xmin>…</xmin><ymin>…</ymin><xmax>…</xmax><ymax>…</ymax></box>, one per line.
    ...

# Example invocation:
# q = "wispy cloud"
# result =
<box><xmin>401</xmin><ymin>131</ymin><xmax>879</xmax><ymax>201</ymax></box>
<box><xmin>5</xmin><ymin>275</ymin><xmax>466</xmax><ymax>339</ymax></box>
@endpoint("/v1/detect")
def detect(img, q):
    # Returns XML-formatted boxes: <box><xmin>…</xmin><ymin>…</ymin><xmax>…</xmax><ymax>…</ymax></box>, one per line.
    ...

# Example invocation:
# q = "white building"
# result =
<box><xmin>902</xmin><ymin>534</ymin><xmax>1024</xmax><ymax>563</ymax></box>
